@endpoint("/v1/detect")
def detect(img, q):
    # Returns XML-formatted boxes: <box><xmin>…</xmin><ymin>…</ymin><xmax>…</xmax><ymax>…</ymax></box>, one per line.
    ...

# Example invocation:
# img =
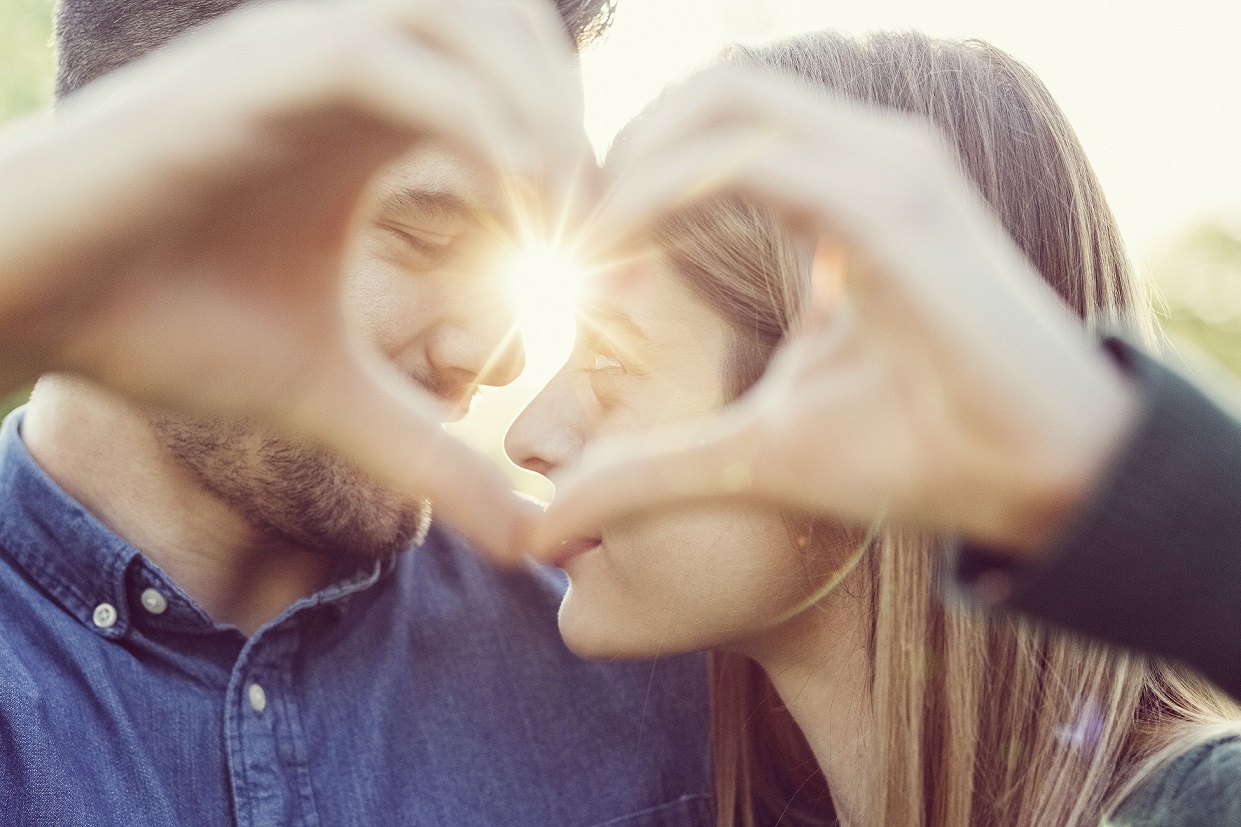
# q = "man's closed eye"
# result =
<box><xmin>380</xmin><ymin>224</ymin><xmax>454</xmax><ymax>269</ymax></box>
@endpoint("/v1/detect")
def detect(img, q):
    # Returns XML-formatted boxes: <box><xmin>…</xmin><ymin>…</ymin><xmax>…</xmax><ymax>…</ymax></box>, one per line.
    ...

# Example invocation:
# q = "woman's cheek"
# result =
<box><xmin>604</xmin><ymin>376</ymin><xmax>712</xmax><ymax>434</ymax></box>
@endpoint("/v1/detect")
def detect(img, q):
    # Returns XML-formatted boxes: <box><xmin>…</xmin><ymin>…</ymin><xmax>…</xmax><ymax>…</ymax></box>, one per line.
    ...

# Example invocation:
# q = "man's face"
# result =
<box><xmin>154</xmin><ymin>144</ymin><xmax>524</xmax><ymax>558</ymax></box>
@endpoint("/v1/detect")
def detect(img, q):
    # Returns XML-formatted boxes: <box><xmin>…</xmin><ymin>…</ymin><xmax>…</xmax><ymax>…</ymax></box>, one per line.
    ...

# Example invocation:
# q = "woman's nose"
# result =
<box><xmin>505</xmin><ymin>367</ymin><xmax>588</xmax><ymax>479</ymax></box>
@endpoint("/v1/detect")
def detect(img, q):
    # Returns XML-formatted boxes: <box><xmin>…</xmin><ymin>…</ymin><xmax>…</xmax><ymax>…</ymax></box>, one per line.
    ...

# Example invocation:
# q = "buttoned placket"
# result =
<box><xmin>224</xmin><ymin>559</ymin><xmax>387</xmax><ymax>826</ymax></box>
<box><xmin>225</xmin><ymin>618</ymin><xmax>322</xmax><ymax>827</ymax></box>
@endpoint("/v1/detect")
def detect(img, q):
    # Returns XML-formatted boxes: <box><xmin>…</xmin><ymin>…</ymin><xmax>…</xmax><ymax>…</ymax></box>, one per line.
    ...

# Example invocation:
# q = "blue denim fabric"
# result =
<box><xmin>1107</xmin><ymin>736</ymin><xmax>1241</xmax><ymax>827</ymax></box>
<box><xmin>0</xmin><ymin>409</ymin><xmax>712</xmax><ymax>826</ymax></box>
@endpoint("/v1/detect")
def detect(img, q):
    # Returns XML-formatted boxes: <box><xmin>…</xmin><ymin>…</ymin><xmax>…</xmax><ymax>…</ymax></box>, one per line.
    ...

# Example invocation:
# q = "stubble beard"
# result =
<box><xmin>150</xmin><ymin>415</ymin><xmax>431</xmax><ymax>560</ymax></box>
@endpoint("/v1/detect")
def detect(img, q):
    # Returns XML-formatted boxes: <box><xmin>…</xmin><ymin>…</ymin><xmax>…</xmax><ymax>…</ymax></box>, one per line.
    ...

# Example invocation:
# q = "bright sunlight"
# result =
<box><xmin>447</xmin><ymin>239</ymin><xmax>587</xmax><ymax>500</ymax></box>
<box><xmin>503</xmin><ymin>241</ymin><xmax>585</xmax><ymax>384</ymax></box>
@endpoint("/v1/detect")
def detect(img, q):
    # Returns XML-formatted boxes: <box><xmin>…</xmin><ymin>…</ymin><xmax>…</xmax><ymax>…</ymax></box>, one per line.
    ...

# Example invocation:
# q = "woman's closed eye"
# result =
<box><xmin>580</xmin><ymin>330</ymin><xmax>631</xmax><ymax>377</ymax></box>
<box><xmin>580</xmin><ymin>337</ymin><xmax>634</xmax><ymax>402</ymax></box>
<box><xmin>577</xmin><ymin>310</ymin><xmax>650</xmax><ymax>401</ymax></box>
<box><xmin>586</xmin><ymin>346</ymin><xmax>629</xmax><ymax>387</ymax></box>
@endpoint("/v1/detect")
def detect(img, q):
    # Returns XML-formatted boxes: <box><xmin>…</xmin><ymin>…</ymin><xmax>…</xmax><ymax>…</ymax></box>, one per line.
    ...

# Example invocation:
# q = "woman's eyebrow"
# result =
<box><xmin>579</xmin><ymin>305</ymin><xmax>649</xmax><ymax>342</ymax></box>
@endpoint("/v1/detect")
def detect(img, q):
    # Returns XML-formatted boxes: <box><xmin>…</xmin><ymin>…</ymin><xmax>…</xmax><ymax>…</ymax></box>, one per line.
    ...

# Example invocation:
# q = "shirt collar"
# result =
<box><xmin>0</xmin><ymin>407</ymin><xmax>147</xmax><ymax>639</ymax></box>
<box><xmin>0</xmin><ymin>407</ymin><xmax>396</xmax><ymax>639</ymax></box>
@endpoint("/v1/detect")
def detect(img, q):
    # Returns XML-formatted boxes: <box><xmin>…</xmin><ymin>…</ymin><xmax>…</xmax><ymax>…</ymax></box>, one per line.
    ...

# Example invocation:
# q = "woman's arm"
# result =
<box><xmin>538</xmin><ymin>64</ymin><xmax>1140</xmax><ymax>553</ymax></box>
<box><xmin>535</xmin><ymin>65</ymin><xmax>1241</xmax><ymax>694</ymax></box>
<box><xmin>956</xmin><ymin>339</ymin><xmax>1241</xmax><ymax>700</ymax></box>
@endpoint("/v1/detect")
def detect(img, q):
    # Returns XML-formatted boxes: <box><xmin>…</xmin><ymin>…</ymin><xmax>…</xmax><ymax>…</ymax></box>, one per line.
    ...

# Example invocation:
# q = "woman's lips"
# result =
<box><xmin>550</xmin><ymin>537</ymin><xmax>602</xmax><ymax>569</ymax></box>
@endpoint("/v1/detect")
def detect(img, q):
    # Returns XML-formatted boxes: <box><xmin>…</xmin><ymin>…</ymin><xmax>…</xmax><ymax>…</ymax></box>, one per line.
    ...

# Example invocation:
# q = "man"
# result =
<box><xmin>0</xmin><ymin>0</ymin><xmax>593</xmax><ymax>557</ymax></box>
<box><xmin>0</xmin><ymin>1</ymin><xmax>711</xmax><ymax>824</ymax></box>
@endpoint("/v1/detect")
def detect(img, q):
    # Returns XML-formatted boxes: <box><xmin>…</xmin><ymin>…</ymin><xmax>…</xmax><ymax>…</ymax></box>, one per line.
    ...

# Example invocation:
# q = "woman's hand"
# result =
<box><xmin>534</xmin><ymin>66</ymin><xmax>1140</xmax><ymax>557</ymax></box>
<box><xmin>0</xmin><ymin>0</ymin><xmax>590</xmax><ymax>562</ymax></box>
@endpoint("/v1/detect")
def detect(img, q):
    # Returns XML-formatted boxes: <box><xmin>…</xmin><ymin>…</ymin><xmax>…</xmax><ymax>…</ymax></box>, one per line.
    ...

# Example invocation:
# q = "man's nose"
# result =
<box><xmin>476</xmin><ymin>328</ymin><xmax>525</xmax><ymax>388</ymax></box>
<box><xmin>505</xmin><ymin>368</ymin><xmax>586</xmax><ymax>479</ymax></box>
<box><xmin>427</xmin><ymin>287</ymin><xmax>526</xmax><ymax>389</ymax></box>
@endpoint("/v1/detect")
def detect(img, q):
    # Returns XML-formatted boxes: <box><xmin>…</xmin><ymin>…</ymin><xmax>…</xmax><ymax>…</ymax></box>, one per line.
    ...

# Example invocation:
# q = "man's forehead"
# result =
<box><xmin>373</xmin><ymin>143</ymin><xmax>505</xmax><ymax>220</ymax></box>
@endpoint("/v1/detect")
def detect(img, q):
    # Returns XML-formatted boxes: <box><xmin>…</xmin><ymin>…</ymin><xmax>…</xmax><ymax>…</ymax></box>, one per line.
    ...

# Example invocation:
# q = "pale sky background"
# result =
<box><xmin>580</xmin><ymin>0</ymin><xmax>1241</xmax><ymax>266</ymax></box>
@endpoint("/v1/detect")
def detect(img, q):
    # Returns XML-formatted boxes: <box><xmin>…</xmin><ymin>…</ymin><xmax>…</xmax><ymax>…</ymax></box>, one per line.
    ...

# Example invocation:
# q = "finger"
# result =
<box><xmin>530</xmin><ymin>405</ymin><xmax>763</xmax><ymax>556</ymax></box>
<box><xmin>582</xmin><ymin>66</ymin><xmax>847</xmax><ymax>255</ymax></box>
<box><xmin>593</xmin><ymin>125</ymin><xmax>950</xmax><ymax>298</ymax></box>
<box><xmin>393</xmin><ymin>0</ymin><xmax>582</xmax><ymax>142</ymax></box>
<box><xmin>591</xmin><ymin>66</ymin><xmax>966</xmax><ymax>259</ymax></box>
<box><xmin>160</xmin><ymin>0</ymin><xmax>552</xmax><ymax>182</ymax></box>
<box><xmin>582</xmin><ymin>121</ymin><xmax>796</xmax><ymax>257</ymax></box>
<box><xmin>349</xmin><ymin>30</ymin><xmax>542</xmax><ymax>182</ymax></box>
<box><xmin>284</xmin><ymin>344</ymin><xmax>536</xmax><ymax>564</ymax></box>
<box><xmin>602</xmin><ymin>65</ymin><xmax>818</xmax><ymax>175</ymax></box>
<box><xmin>389</xmin><ymin>0</ymin><xmax>595</xmax><ymax>223</ymax></box>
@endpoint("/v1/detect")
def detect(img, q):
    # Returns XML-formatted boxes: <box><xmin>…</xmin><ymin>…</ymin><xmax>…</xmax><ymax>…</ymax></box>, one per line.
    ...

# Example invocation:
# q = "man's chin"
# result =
<box><xmin>150</xmin><ymin>413</ymin><xmax>431</xmax><ymax>559</ymax></box>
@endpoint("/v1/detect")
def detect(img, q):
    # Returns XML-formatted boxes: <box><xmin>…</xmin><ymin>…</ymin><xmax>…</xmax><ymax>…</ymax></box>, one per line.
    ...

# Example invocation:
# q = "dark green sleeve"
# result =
<box><xmin>953</xmin><ymin>338</ymin><xmax>1241</xmax><ymax>701</ymax></box>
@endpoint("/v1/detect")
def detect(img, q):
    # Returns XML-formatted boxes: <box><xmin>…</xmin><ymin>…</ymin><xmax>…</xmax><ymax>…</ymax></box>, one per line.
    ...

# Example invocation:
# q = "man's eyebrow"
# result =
<box><xmin>375</xmin><ymin>188</ymin><xmax>485</xmax><ymax>223</ymax></box>
<box><xmin>580</xmin><ymin>304</ymin><xmax>649</xmax><ymax>343</ymax></box>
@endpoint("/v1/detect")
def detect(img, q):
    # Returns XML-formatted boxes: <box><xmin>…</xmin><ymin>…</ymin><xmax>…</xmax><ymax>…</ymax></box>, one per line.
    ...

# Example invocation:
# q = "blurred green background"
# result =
<box><xmin>2</xmin><ymin>0</ymin><xmax>1240</xmax><ymax>431</ymax></box>
<box><xmin>1</xmin><ymin>0</ymin><xmax>52</xmax><ymax>419</ymax></box>
<box><xmin>1</xmin><ymin>0</ymin><xmax>52</xmax><ymax>124</ymax></box>
<box><xmin>1151</xmin><ymin>223</ymin><xmax>1241</xmax><ymax>374</ymax></box>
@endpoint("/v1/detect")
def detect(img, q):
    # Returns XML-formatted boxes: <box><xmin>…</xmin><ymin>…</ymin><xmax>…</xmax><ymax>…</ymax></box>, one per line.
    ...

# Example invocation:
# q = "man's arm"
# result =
<box><xmin>0</xmin><ymin>0</ymin><xmax>600</xmax><ymax>561</ymax></box>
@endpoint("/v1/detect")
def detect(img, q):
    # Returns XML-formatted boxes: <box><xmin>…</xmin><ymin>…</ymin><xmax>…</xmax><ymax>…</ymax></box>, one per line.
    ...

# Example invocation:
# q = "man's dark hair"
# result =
<box><xmin>54</xmin><ymin>0</ymin><xmax>615</xmax><ymax>99</ymax></box>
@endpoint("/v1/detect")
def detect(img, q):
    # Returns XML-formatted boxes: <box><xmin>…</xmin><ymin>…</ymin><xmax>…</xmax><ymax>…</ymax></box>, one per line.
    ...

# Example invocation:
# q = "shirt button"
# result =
<box><xmin>140</xmin><ymin>588</ymin><xmax>168</xmax><ymax>615</ymax></box>
<box><xmin>92</xmin><ymin>603</ymin><xmax>118</xmax><ymax>629</ymax></box>
<box><xmin>248</xmin><ymin>683</ymin><xmax>267</xmax><ymax>714</ymax></box>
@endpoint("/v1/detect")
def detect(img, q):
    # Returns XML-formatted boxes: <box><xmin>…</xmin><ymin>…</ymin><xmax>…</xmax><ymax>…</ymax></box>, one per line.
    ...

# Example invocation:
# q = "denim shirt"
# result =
<box><xmin>0</xmin><ymin>410</ymin><xmax>712</xmax><ymax>827</ymax></box>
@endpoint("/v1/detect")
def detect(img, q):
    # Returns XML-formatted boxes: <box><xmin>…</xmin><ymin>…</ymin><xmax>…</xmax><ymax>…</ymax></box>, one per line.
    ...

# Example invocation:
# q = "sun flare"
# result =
<box><xmin>503</xmin><ymin>241</ymin><xmax>586</xmax><ymax>385</ymax></box>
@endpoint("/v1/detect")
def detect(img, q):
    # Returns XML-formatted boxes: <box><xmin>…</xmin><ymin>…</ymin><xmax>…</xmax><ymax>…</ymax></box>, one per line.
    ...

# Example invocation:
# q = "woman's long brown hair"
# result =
<box><xmin>636</xmin><ymin>30</ymin><xmax>1239</xmax><ymax>827</ymax></box>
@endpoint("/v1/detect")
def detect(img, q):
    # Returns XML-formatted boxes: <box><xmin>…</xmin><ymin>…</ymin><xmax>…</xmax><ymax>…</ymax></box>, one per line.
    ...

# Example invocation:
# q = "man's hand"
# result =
<box><xmin>0</xmin><ymin>0</ymin><xmax>592</xmax><ymax>561</ymax></box>
<box><xmin>533</xmin><ymin>66</ymin><xmax>1140</xmax><ymax>558</ymax></box>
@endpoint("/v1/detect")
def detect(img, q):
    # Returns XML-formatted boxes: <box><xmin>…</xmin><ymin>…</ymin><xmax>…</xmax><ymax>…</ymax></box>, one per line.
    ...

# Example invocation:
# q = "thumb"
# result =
<box><xmin>531</xmin><ymin>403</ymin><xmax>764</xmax><ymax>556</ymax></box>
<box><xmin>285</xmin><ymin>346</ymin><xmax>538</xmax><ymax>564</ymax></box>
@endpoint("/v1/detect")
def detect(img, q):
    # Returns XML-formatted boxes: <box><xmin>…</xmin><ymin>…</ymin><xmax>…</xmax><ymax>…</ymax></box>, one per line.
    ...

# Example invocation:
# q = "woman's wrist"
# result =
<box><xmin>977</xmin><ymin>362</ymin><xmax>1142</xmax><ymax>558</ymax></box>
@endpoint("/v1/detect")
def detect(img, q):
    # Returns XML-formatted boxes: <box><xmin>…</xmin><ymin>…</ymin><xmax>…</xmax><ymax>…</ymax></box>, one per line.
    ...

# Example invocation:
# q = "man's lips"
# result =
<box><xmin>549</xmin><ymin>537</ymin><xmax>602</xmax><ymax>569</ymax></box>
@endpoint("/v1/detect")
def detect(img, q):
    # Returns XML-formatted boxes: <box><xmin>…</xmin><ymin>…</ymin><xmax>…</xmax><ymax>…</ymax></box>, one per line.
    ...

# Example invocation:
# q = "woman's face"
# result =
<box><xmin>505</xmin><ymin>253</ymin><xmax>857</xmax><ymax>660</ymax></box>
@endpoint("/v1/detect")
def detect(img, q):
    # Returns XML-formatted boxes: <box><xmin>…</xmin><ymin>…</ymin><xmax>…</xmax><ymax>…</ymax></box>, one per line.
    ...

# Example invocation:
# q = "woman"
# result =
<box><xmin>506</xmin><ymin>31</ymin><xmax>1241</xmax><ymax>827</ymax></box>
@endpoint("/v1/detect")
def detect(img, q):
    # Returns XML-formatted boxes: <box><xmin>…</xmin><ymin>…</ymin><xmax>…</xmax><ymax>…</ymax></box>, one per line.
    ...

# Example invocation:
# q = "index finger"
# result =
<box><xmin>394</xmin><ymin>0</ymin><xmax>597</xmax><ymax>229</ymax></box>
<box><xmin>529</xmin><ymin>404</ymin><xmax>764</xmax><ymax>556</ymax></box>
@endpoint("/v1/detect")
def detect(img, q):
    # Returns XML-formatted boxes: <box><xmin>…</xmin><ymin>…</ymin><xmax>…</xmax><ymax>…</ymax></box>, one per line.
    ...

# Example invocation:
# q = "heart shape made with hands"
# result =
<box><xmin>6</xmin><ymin>3</ymin><xmax>1129</xmax><ymax>567</ymax></box>
<box><xmin>517</xmin><ymin>63</ymin><xmax>1137</xmax><ymax>563</ymax></box>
